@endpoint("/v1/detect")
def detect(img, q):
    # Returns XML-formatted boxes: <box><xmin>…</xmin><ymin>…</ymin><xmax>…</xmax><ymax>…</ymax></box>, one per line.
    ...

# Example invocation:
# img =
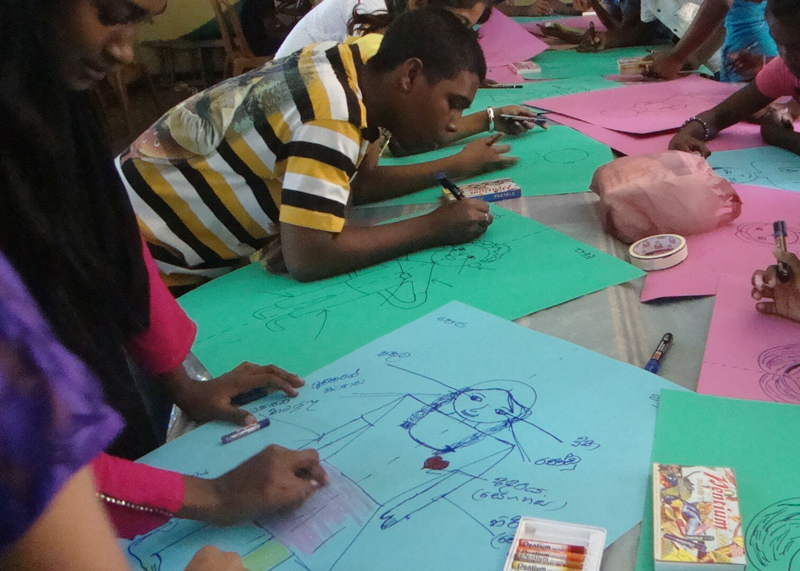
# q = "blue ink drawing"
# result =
<box><xmin>126</xmin><ymin>302</ymin><xmax>685</xmax><ymax>571</ymax></box>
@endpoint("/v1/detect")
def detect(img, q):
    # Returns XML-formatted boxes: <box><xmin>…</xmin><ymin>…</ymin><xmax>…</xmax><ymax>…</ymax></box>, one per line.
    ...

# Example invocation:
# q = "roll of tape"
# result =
<box><xmin>628</xmin><ymin>234</ymin><xmax>688</xmax><ymax>271</ymax></box>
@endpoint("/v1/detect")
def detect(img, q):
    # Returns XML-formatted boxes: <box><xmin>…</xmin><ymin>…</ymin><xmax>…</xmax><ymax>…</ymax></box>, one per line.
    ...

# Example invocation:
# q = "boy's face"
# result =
<box><xmin>52</xmin><ymin>0</ymin><xmax>166</xmax><ymax>91</ymax></box>
<box><xmin>390</xmin><ymin>68</ymin><xmax>480</xmax><ymax>153</ymax></box>
<box><xmin>767</xmin><ymin>10</ymin><xmax>800</xmax><ymax>78</ymax></box>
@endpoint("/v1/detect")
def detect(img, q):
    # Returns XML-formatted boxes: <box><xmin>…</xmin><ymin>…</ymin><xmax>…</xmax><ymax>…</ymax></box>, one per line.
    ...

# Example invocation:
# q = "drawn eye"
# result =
<box><xmin>495</xmin><ymin>408</ymin><xmax>507</xmax><ymax>415</ymax></box>
<box><xmin>470</xmin><ymin>395</ymin><xmax>482</xmax><ymax>402</ymax></box>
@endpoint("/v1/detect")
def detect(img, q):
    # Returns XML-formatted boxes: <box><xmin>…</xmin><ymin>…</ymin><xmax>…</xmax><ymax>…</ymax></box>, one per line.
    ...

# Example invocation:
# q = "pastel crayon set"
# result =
<box><xmin>653</xmin><ymin>464</ymin><xmax>746</xmax><ymax>571</ymax></box>
<box><xmin>502</xmin><ymin>517</ymin><xmax>606</xmax><ymax>571</ymax></box>
<box><xmin>442</xmin><ymin>178</ymin><xmax>522</xmax><ymax>202</ymax></box>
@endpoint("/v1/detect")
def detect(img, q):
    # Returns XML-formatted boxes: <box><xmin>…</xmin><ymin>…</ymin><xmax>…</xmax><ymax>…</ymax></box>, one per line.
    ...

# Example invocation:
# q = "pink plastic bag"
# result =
<box><xmin>590</xmin><ymin>151</ymin><xmax>743</xmax><ymax>244</ymax></box>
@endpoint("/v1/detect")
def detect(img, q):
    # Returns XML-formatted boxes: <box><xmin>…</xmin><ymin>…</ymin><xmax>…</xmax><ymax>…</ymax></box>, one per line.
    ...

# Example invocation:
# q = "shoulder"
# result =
<box><xmin>756</xmin><ymin>57</ymin><xmax>798</xmax><ymax>99</ymax></box>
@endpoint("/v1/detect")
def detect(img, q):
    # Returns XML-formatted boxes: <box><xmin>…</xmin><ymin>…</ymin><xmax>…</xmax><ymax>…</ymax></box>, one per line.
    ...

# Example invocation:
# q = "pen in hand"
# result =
<box><xmin>498</xmin><ymin>114</ymin><xmax>548</xmax><ymax>129</ymax></box>
<box><xmin>774</xmin><ymin>220</ymin><xmax>793</xmax><ymax>283</ymax></box>
<box><xmin>435</xmin><ymin>173</ymin><xmax>465</xmax><ymax>200</ymax></box>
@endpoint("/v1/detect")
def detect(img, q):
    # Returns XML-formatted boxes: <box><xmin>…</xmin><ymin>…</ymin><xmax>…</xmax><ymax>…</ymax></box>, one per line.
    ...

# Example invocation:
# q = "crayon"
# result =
<box><xmin>514</xmin><ymin>551</ymin><xmax>584</xmax><ymax>569</ymax></box>
<box><xmin>516</xmin><ymin>548</ymin><xmax>585</xmax><ymax>565</ymax></box>
<box><xmin>511</xmin><ymin>560</ymin><xmax>583</xmax><ymax>571</ymax></box>
<box><xmin>517</xmin><ymin>540</ymin><xmax>587</xmax><ymax>555</ymax></box>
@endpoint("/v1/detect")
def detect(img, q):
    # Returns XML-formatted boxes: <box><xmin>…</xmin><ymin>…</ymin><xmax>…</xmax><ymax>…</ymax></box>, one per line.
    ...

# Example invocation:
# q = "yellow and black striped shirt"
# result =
<box><xmin>117</xmin><ymin>42</ymin><xmax>378</xmax><ymax>287</ymax></box>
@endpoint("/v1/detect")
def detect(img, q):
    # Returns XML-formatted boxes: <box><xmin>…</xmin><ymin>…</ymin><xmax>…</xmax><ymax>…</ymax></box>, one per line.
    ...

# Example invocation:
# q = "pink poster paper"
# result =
<box><xmin>478</xmin><ymin>9</ymin><xmax>548</xmax><ymax>68</ymax></box>
<box><xmin>486</xmin><ymin>65</ymin><xmax>527</xmax><ymax>84</ymax></box>
<box><xmin>698</xmin><ymin>273</ymin><xmax>800</xmax><ymax>404</ymax></box>
<box><xmin>525</xmin><ymin>15</ymin><xmax>606</xmax><ymax>36</ymax></box>
<box><xmin>641</xmin><ymin>184</ymin><xmax>800</xmax><ymax>301</ymax></box>
<box><xmin>549</xmin><ymin>112</ymin><xmax>768</xmax><ymax>155</ymax></box>
<box><xmin>527</xmin><ymin>75</ymin><xmax>743</xmax><ymax>134</ymax></box>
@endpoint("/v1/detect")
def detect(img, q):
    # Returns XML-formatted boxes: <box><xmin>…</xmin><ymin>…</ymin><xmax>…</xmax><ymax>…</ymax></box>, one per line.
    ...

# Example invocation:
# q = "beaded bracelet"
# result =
<box><xmin>487</xmin><ymin>106</ymin><xmax>495</xmax><ymax>133</ymax></box>
<box><xmin>97</xmin><ymin>492</ymin><xmax>176</xmax><ymax>519</ymax></box>
<box><xmin>682</xmin><ymin>116</ymin><xmax>710</xmax><ymax>141</ymax></box>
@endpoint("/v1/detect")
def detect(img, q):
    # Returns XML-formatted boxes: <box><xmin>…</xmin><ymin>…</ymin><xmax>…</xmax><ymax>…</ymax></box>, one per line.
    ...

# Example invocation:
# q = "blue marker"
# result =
<box><xmin>221</xmin><ymin>417</ymin><xmax>271</xmax><ymax>445</ymax></box>
<box><xmin>645</xmin><ymin>333</ymin><xmax>673</xmax><ymax>374</ymax></box>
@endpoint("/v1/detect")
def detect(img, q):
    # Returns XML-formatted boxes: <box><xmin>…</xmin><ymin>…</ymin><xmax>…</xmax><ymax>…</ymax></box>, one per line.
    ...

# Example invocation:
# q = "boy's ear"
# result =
<box><xmin>397</xmin><ymin>58</ymin><xmax>425</xmax><ymax>93</ymax></box>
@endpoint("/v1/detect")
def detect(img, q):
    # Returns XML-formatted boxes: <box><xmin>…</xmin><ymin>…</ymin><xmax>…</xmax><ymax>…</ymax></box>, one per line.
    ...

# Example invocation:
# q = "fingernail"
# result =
<box><xmin>310</xmin><ymin>479</ymin><xmax>320</xmax><ymax>488</ymax></box>
<box><xmin>754</xmin><ymin>275</ymin><xmax>764</xmax><ymax>288</ymax></box>
<box><xmin>767</xmin><ymin>278</ymin><xmax>777</xmax><ymax>287</ymax></box>
<box><xmin>753</xmin><ymin>291</ymin><xmax>762</xmax><ymax>300</ymax></box>
<box><xmin>245</xmin><ymin>414</ymin><xmax>257</xmax><ymax>425</ymax></box>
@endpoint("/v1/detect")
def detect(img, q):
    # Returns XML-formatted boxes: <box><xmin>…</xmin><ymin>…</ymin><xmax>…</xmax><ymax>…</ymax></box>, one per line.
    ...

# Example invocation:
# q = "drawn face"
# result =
<box><xmin>712</xmin><ymin>167</ymin><xmax>757</xmax><ymax>184</ymax></box>
<box><xmin>453</xmin><ymin>389</ymin><xmax>516</xmax><ymax>423</ymax></box>
<box><xmin>752</xmin><ymin>161</ymin><xmax>800</xmax><ymax>191</ymax></box>
<box><xmin>431</xmin><ymin>242</ymin><xmax>510</xmax><ymax>267</ymax></box>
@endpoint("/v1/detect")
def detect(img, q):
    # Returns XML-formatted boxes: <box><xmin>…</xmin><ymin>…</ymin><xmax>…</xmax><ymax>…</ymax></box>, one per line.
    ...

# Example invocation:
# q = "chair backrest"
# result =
<box><xmin>209</xmin><ymin>0</ymin><xmax>256</xmax><ymax>59</ymax></box>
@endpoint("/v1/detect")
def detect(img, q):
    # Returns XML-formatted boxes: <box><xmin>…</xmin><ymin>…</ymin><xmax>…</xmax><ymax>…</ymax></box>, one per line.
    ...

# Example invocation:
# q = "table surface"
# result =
<box><xmin>350</xmin><ymin>191</ymin><xmax>713</xmax><ymax>571</ymax></box>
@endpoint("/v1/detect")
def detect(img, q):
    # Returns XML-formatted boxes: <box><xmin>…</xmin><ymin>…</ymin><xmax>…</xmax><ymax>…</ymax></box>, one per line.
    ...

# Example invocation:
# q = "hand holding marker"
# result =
<box><xmin>774</xmin><ymin>220</ymin><xmax>793</xmax><ymax>283</ymax></box>
<box><xmin>498</xmin><ymin>113</ymin><xmax>548</xmax><ymax>130</ymax></box>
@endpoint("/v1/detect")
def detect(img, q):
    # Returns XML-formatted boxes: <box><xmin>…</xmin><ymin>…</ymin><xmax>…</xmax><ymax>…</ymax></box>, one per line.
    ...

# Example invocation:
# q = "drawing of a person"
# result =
<box><xmin>303</xmin><ymin>380</ymin><xmax>538</xmax><ymax>533</ymax></box>
<box><xmin>252</xmin><ymin>242</ymin><xmax>510</xmax><ymax>331</ymax></box>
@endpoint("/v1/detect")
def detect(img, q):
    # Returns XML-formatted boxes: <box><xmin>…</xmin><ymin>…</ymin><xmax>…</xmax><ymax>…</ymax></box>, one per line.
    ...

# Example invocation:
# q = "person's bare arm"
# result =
<box><xmin>281</xmin><ymin>199</ymin><xmax>492</xmax><ymax>282</ymax></box>
<box><xmin>648</xmin><ymin>0</ymin><xmax>728</xmax><ymax>79</ymax></box>
<box><xmin>352</xmin><ymin>135</ymin><xmax>517</xmax><ymax>204</ymax></box>
<box><xmin>1</xmin><ymin>468</ymin><xmax>131</xmax><ymax>571</ymax></box>
<box><xmin>669</xmin><ymin>82</ymin><xmax>775</xmax><ymax>156</ymax></box>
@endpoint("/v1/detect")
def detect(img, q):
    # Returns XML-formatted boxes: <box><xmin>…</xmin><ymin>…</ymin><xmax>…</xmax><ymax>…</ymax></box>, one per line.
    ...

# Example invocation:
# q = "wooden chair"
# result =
<box><xmin>210</xmin><ymin>0</ymin><xmax>273</xmax><ymax>78</ymax></box>
<box><xmin>93</xmin><ymin>61</ymin><xmax>162</xmax><ymax>138</ymax></box>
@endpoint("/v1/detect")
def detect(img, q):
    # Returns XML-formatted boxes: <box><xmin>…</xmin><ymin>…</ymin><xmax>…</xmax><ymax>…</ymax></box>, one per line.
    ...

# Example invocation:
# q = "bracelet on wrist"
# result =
<box><xmin>487</xmin><ymin>106</ymin><xmax>495</xmax><ymax>133</ymax></box>
<box><xmin>682</xmin><ymin>116</ymin><xmax>710</xmax><ymax>141</ymax></box>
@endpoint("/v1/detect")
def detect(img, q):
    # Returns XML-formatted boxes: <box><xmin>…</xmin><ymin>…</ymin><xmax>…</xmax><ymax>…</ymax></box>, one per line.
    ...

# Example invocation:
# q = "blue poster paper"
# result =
<box><xmin>128</xmin><ymin>302</ymin><xmax>683</xmax><ymax>571</ymax></box>
<box><xmin>708</xmin><ymin>146</ymin><xmax>800</xmax><ymax>192</ymax></box>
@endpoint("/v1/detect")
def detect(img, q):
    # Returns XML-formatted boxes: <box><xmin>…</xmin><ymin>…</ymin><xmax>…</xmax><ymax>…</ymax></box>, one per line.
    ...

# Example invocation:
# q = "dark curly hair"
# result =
<box><xmin>347</xmin><ymin>0</ymin><xmax>493</xmax><ymax>35</ymax></box>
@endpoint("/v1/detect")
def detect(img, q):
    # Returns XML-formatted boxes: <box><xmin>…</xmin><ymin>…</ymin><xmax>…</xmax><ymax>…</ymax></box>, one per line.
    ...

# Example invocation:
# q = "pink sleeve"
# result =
<box><xmin>126</xmin><ymin>235</ymin><xmax>197</xmax><ymax>375</ymax></box>
<box><xmin>755</xmin><ymin>57</ymin><xmax>798</xmax><ymax>100</ymax></box>
<box><xmin>91</xmin><ymin>453</ymin><xmax>185</xmax><ymax>539</ymax></box>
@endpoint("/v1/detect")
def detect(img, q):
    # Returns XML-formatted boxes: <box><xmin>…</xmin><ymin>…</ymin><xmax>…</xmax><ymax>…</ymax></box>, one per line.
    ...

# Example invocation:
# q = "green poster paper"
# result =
<box><xmin>469</xmin><ymin>75</ymin><xmax>622</xmax><ymax>111</ymax></box>
<box><xmin>511</xmin><ymin>15</ymin><xmax>563</xmax><ymax>23</ymax></box>
<box><xmin>373</xmin><ymin>126</ymin><xmax>613</xmax><ymax>205</ymax></box>
<box><xmin>179</xmin><ymin>207</ymin><xmax>643</xmax><ymax>377</ymax></box>
<box><xmin>635</xmin><ymin>390</ymin><xmax>800</xmax><ymax>570</ymax></box>
<box><xmin>533</xmin><ymin>46</ymin><xmax>658</xmax><ymax>80</ymax></box>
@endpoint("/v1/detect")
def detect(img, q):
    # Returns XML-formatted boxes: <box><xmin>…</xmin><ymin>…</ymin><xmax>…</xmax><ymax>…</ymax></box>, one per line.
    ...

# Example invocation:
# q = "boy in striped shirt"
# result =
<box><xmin>119</xmin><ymin>9</ymin><xmax>496</xmax><ymax>292</ymax></box>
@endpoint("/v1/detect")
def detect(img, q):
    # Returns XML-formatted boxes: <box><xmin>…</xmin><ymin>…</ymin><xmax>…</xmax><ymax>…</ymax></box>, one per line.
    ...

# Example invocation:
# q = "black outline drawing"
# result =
<box><xmin>251</xmin><ymin>241</ymin><xmax>511</xmax><ymax>335</ymax></box>
<box><xmin>745</xmin><ymin>497</ymin><xmax>800</xmax><ymax>570</ymax></box>
<box><xmin>598</xmin><ymin>93</ymin><xmax>722</xmax><ymax>119</ymax></box>
<box><xmin>734</xmin><ymin>223</ymin><xmax>800</xmax><ymax>247</ymax></box>
<box><xmin>713</xmin><ymin>160</ymin><xmax>800</xmax><ymax>191</ymax></box>
<box><xmin>125</xmin><ymin>364</ymin><xmax>573</xmax><ymax>571</ymax></box>
<box><xmin>757</xmin><ymin>344</ymin><xmax>800</xmax><ymax>404</ymax></box>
